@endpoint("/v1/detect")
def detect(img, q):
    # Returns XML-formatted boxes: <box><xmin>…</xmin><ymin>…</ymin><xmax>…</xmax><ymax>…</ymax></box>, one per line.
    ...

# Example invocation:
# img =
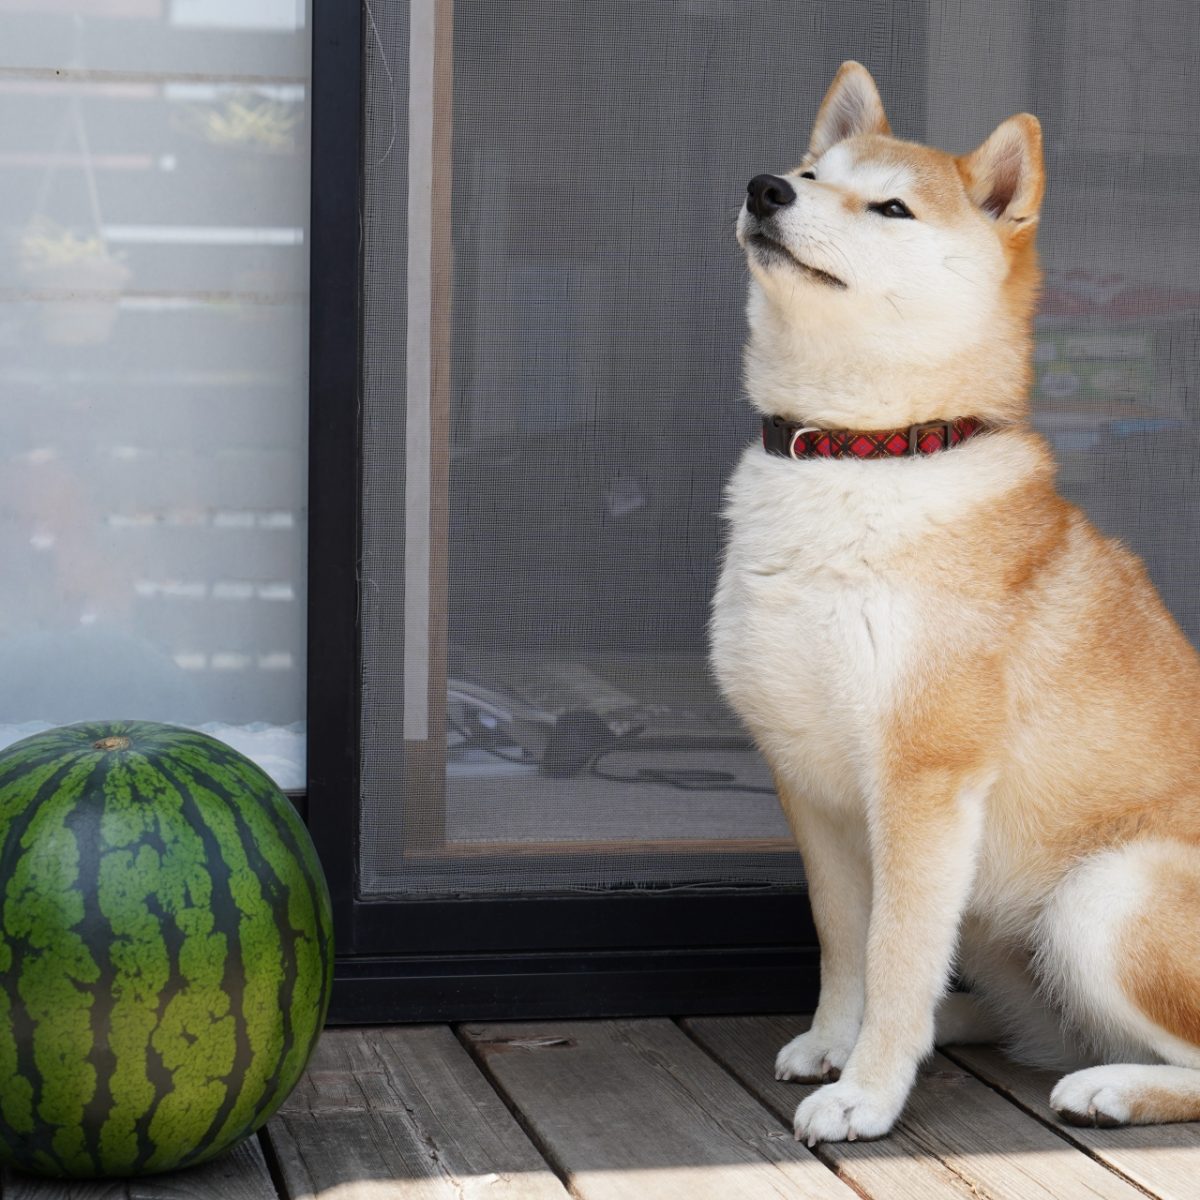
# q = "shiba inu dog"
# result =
<box><xmin>710</xmin><ymin>61</ymin><xmax>1200</xmax><ymax>1145</ymax></box>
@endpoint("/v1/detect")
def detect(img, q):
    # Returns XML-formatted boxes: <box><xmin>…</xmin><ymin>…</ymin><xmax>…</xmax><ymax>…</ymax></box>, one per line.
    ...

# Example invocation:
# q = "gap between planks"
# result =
<box><xmin>461</xmin><ymin>1016</ymin><xmax>862</xmax><ymax>1200</ymax></box>
<box><xmin>263</xmin><ymin>1024</ymin><xmax>569</xmax><ymax>1200</ymax></box>
<box><xmin>449</xmin><ymin>1022</ymin><xmax>576</xmax><ymax>1195</ymax></box>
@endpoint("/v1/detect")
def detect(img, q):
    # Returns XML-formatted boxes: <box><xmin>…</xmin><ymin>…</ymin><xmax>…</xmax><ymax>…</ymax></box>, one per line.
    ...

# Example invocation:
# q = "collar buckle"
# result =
<box><xmin>908</xmin><ymin>420</ymin><xmax>955</xmax><ymax>456</ymax></box>
<box><xmin>788</xmin><ymin>426</ymin><xmax>821</xmax><ymax>459</ymax></box>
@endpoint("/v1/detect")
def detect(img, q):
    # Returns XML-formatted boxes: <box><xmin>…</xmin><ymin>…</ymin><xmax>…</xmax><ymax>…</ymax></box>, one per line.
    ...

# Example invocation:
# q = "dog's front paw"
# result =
<box><xmin>775</xmin><ymin>1029</ymin><xmax>856</xmax><ymax>1083</ymax></box>
<box><xmin>793</xmin><ymin>1079</ymin><xmax>903</xmax><ymax>1145</ymax></box>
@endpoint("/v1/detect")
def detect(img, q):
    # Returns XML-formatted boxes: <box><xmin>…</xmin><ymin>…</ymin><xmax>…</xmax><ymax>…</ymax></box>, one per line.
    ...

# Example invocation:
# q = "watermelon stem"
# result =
<box><xmin>92</xmin><ymin>736</ymin><xmax>132</xmax><ymax>752</ymax></box>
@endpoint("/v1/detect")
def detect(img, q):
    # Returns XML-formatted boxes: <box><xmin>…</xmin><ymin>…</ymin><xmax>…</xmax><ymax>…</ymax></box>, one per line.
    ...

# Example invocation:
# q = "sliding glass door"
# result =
<box><xmin>308</xmin><ymin>0</ymin><xmax>1200</xmax><ymax>1019</ymax></box>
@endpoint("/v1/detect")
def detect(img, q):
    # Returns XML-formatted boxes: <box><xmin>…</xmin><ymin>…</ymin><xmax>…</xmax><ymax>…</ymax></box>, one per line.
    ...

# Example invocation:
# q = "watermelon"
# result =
<box><xmin>0</xmin><ymin>720</ymin><xmax>333</xmax><ymax>1178</ymax></box>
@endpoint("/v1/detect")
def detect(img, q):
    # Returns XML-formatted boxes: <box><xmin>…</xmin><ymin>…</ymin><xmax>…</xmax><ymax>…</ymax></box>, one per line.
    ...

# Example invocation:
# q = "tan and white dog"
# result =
<box><xmin>710</xmin><ymin>60</ymin><xmax>1200</xmax><ymax>1145</ymax></box>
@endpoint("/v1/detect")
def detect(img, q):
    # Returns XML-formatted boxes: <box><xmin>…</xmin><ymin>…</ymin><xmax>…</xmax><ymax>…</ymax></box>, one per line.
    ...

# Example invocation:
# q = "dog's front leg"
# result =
<box><xmin>774</xmin><ymin>786</ymin><xmax>870</xmax><ymax>1083</ymax></box>
<box><xmin>793</xmin><ymin>773</ymin><xmax>987</xmax><ymax>1144</ymax></box>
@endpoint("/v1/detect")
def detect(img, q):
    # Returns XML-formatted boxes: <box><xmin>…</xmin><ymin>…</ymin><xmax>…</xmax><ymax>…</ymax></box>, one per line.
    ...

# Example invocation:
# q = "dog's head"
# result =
<box><xmin>738</xmin><ymin>61</ymin><xmax>1044</xmax><ymax>428</ymax></box>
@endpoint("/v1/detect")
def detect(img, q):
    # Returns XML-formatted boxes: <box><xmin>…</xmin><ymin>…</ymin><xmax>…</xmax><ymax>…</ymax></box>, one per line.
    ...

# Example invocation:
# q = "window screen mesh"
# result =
<box><xmin>360</xmin><ymin>0</ymin><xmax>1200</xmax><ymax>896</ymax></box>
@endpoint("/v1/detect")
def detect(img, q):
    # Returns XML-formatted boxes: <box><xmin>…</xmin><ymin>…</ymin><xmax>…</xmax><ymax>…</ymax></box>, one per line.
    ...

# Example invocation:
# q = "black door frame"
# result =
<box><xmin>306</xmin><ymin>0</ymin><xmax>820</xmax><ymax>1024</ymax></box>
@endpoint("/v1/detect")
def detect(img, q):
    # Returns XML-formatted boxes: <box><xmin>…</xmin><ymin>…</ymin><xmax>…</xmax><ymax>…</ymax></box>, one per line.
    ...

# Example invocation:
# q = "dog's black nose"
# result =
<box><xmin>746</xmin><ymin>174</ymin><xmax>796</xmax><ymax>220</ymax></box>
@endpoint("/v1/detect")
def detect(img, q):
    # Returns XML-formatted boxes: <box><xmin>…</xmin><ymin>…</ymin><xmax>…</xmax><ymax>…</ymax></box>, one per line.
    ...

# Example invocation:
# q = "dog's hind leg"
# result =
<box><xmin>934</xmin><ymin>992</ymin><xmax>1003</xmax><ymax>1046</ymax></box>
<box><xmin>953</xmin><ymin>921</ymin><xmax>1091</xmax><ymax>1068</ymax></box>
<box><xmin>1035</xmin><ymin>838</ymin><xmax>1200</xmax><ymax>1127</ymax></box>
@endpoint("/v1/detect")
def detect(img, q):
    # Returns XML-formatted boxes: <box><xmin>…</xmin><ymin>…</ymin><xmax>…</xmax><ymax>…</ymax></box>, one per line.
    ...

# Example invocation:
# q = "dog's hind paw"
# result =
<box><xmin>1045</xmin><ymin>1064</ymin><xmax>1200</xmax><ymax>1128</ymax></box>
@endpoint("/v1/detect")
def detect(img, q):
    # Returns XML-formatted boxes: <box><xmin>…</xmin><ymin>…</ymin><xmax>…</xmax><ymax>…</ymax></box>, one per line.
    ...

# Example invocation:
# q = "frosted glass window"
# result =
<box><xmin>0</xmin><ymin>1</ymin><xmax>309</xmax><ymax>788</ymax></box>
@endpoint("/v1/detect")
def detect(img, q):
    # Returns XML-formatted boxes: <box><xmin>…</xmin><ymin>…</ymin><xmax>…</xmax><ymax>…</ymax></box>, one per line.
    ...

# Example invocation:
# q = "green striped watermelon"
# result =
<box><xmin>0</xmin><ymin>721</ymin><xmax>333</xmax><ymax>1178</ymax></box>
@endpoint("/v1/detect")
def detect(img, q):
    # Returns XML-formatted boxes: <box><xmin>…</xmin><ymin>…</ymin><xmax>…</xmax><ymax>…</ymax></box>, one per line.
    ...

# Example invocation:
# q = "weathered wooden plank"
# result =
<box><xmin>682</xmin><ymin>1015</ymin><xmax>1149</xmax><ymax>1200</ymax></box>
<box><xmin>948</xmin><ymin>1043</ymin><xmax>1200</xmax><ymax>1200</ymax></box>
<box><xmin>461</xmin><ymin>1018</ymin><xmax>858</xmax><ymax>1200</ymax></box>
<box><xmin>1</xmin><ymin>1136</ymin><xmax>277</xmax><ymax>1200</ymax></box>
<box><xmin>264</xmin><ymin>1025</ymin><xmax>568</xmax><ymax>1200</ymax></box>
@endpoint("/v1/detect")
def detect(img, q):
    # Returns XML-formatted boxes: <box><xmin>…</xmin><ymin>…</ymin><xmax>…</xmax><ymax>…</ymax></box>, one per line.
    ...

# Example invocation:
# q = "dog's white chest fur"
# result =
<box><xmin>711</xmin><ymin>440</ymin><xmax>1006</xmax><ymax>811</ymax></box>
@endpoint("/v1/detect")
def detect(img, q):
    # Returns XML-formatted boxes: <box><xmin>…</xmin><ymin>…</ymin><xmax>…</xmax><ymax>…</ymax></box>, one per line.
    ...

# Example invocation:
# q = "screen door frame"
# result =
<box><xmin>306</xmin><ymin>0</ymin><xmax>820</xmax><ymax>1023</ymax></box>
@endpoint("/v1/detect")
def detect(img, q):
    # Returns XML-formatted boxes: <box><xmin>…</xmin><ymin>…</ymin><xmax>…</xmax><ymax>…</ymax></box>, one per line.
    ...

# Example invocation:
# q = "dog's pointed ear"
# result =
<box><xmin>808</xmin><ymin>61</ymin><xmax>891</xmax><ymax>158</ymax></box>
<box><xmin>958</xmin><ymin>114</ymin><xmax>1045</xmax><ymax>226</ymax></box>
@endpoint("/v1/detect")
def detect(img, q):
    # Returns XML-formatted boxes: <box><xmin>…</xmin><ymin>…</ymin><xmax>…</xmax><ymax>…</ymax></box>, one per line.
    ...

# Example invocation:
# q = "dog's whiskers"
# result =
<box><xmin>941</xmin><ymin>255</ymin><xmax>977</xmax><ymax>283</ymax></box>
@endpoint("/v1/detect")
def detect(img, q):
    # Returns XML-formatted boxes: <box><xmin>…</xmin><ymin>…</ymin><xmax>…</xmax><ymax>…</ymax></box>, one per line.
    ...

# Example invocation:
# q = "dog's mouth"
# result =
<box><xmin>745</xmin><ymin>231</ymin><xmax>847</xmax><ymax>290</ymax></box>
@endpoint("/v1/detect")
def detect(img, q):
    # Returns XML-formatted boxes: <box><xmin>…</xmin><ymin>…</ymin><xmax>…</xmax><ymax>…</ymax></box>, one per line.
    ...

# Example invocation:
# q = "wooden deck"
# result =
<box><xmin>6</xmin><ymin>1016</ymin><xmax>1200</xmax><ymax>1199</ymax></box>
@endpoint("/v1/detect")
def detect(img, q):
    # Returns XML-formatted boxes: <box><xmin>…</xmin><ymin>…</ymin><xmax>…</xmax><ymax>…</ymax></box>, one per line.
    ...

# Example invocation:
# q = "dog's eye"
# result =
<box><xmin>870</xmin><ymin>198</ymin><xmax>914</xmax><ymax>219</ymax></box>
<box><xmin>799</xmin><ymin>171</ymin><xmax>816</xmax><ymax>180</ymax></box>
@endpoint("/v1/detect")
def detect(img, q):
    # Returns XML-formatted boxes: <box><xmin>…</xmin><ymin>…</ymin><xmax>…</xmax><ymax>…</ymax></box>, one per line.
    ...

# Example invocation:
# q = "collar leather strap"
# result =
<box><xmin>762</xmin><ymin>414</ymin><xmax>992</xmax><ymax>459</ymax></box>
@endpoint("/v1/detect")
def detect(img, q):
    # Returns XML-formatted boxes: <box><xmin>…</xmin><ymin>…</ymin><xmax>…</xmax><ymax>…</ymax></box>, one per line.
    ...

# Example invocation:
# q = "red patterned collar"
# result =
<box><xmin>762</xmin><ymin>415</ymin><xmax>993</xmax><ymax>459</ymax></box>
